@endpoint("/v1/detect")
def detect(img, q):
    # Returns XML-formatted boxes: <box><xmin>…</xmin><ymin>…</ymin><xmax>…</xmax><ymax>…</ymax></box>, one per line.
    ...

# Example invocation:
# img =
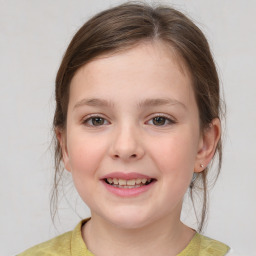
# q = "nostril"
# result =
<box><xmin>113</xmin><ymin>154</ymin><xmax>137</xmax><ymax>159</ymax></box>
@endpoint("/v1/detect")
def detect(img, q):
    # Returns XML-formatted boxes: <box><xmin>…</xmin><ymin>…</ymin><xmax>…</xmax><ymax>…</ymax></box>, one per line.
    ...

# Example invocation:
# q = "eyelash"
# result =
<box><xmin>82</xmin><ymin>115</ymin><xmax>109</xmax><ymax>127</ymax></box>
<box><xmin>82</xmin><ymin>114</ymin><xmax>176</xmax><ymax>127</ymax></box>
<box><xmin>147</xmin><ymin>114</ymin><xmax>176</xmax><ymax>126</ymax></box>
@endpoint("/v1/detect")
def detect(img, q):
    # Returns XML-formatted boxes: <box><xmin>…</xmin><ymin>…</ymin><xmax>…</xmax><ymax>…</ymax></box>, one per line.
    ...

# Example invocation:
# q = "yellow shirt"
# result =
<box><xmin>18</xmin><ymin>220</ymin><xmax>230</xmax><ymax>256</ymax></box>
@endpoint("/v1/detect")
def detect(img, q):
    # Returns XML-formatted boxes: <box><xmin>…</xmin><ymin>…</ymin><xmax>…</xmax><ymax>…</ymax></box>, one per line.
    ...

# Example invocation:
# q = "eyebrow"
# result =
<box><xmin>73</xmin><ymin>98</ymin><xmax>113</xmax><ymax>110</ymax></box>
<box><xmin>73</xmin><ymin>97</ymin><xmax>186</xmax><ymax>110</ymax></box>
<box><xmin>137</xmin><ymin>98</ymin><xmax>186</xmax><ymax>109</ymax></box>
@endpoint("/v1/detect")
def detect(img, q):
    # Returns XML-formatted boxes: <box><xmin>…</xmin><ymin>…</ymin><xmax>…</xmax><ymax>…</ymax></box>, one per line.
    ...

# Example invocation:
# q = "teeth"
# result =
<box><xmin>127</xmin><ymin>179</ymin><xmax>136</xmax><ymax>186</ymax></box>
<box><xmin>106</xmin><ymin>178</ymin><xmax>152</xmax><ymax>187</ymax></box>
<box><xmin>113</xmin><ymin>184</ymin><xmax>142</xmax><ymax>188</ymax></box>
<box><xmin>135</xmin><ymin>178</ymin><xmax>141</xmax><ymax>185</ymax></box>
<box><xmin>107</xmin><ymin>178</ymin><xmax>113</xmax><ymax>184</ymax></box>
<box><xmin>119</xmin><ymin>179</ymin><xmax>126</xmax><ymax>186</ymax></box>
<box><xmin>141</xmin><ymin>178</ymin><xmax>147</xmax><ymax>184</ymax></box>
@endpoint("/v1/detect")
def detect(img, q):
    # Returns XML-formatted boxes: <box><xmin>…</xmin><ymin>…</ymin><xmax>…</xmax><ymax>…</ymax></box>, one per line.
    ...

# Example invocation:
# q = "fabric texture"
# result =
<box><xmin>18</xmin><ymin>219</ymin><xmax>230</xmax><ymax>256</ymax></box>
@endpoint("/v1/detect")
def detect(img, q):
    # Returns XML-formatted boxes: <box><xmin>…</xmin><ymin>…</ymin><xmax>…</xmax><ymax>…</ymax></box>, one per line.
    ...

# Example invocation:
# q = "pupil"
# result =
<box><xmin>153</xmin><ymin>117</ymin><xmax>165</xmax><ymax>126</ymax></box>
<box><xmin>92</xmin><ymin>117</ymin><xmax>104</xmax><ymax>126</ymax></box>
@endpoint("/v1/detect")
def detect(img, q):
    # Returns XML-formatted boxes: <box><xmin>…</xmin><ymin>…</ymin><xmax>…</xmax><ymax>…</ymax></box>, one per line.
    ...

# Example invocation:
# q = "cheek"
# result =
<box><xmin>67</xmin><ymin>135</ymin><xmax>107</xmax><ymax>176</ymax></box>
<box><xmin>66</xmin><ymin>135</ymin><xmax>108</xmax><ymax>201</ymax></box>
<box><xmin>149</xmin><ymin>130</ymin><xmax>199</xmax><ymax>175</ymax></box>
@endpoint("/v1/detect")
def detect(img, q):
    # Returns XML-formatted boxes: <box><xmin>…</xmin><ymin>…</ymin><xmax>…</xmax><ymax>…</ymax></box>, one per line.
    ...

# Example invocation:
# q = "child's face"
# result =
<box><xmin>60</xmin><ymin>41</ymin><xmax>205</xmax><ymax>229</ymax></box>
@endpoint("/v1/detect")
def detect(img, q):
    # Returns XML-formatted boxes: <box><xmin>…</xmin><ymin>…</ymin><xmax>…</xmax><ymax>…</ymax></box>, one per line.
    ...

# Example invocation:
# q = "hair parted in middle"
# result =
<box><xmin>52</xmin><ymin>2</ymin><xmax>223</xmax><ymax>232</ymax></box>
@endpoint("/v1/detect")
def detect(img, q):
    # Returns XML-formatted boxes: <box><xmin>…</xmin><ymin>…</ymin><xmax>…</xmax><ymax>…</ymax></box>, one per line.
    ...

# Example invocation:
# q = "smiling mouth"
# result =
<box><xmin>104</xmin><ymin>178</ymin><xmax>155</xmax><ymax>189</ymax></box>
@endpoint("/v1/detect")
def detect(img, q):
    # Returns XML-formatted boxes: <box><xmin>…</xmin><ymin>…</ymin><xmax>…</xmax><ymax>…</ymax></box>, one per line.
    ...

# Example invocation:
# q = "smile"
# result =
<box><xmin>105</xmin><ymin>178</ymin><xmax>153</xmax><ymax>188</ymax></box>
<box><xmin>101</xmin><ymin>172</ymin><xmax>156</xmax><ymax>197</ymax></box>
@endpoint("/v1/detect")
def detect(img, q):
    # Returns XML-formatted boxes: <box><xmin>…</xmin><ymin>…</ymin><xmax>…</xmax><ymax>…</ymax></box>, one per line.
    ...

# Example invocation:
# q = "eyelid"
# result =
<box><xmin>82</xmin><ymin>114</ymin><xmax>110</xmax><ymax>126</ymax></box>
<box><xmin>146</xmin><ymin>113</ymin><xmax>176</xmax><ymax>125</ymax></box>
<box><xmin>81</xmin><ymin>113</ymin><xmax>176</xmax><ymax>126</ymax></box>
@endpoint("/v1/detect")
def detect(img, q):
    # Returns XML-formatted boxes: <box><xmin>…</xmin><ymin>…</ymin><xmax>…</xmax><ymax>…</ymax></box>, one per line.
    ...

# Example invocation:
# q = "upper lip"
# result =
<box><xmin>100</xmin><ymin>172</ymin><xmax>154</xmax><ymax>180</ymax></box>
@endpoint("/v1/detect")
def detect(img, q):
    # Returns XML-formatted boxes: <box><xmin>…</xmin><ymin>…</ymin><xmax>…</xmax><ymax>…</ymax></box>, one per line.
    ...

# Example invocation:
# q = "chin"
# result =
<box><xmin>102</xmin><ymin>208</ymin><xmax>156</xmax><ymax>230</ymax></box>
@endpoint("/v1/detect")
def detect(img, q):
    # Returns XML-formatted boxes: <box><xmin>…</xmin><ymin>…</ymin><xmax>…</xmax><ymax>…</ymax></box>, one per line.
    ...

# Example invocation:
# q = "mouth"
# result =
<box><xmin>104</xmin><ymin>177</ymin><xmax>155</xmax><ymax>189</ymax></box>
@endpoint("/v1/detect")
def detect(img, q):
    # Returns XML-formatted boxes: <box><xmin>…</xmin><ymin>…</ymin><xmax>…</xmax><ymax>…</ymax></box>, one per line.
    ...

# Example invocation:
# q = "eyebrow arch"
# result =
<box><xmin>73</xmin><ymin>98</ymin><xmax>114</xmax><ymax>110</ymax></box>
<box><xmin>73</xmin><ymin>97</ymin><xmax>186</xmax><ymax>110</ymax></box>
<box><xmin>138</xmin><ymin>98</ymin><xmax>186</xmax><ymax>109</ymax></box>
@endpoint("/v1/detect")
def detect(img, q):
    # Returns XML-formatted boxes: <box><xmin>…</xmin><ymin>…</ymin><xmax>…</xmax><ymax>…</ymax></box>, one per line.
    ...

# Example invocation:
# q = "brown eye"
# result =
<box><xmin>83</xmin><ymin>116</ymin><xmax>108</xmax><ymax>126</ymax></box>
<box><xmin>147</xmin><ymin>115</ymin><xmax>175</xmax><ymax>126</ymax></box>
<box><xmin>91</xmin><ymin>117</ymin><xmax>105</xmax><ymax>126</ymax></box>
<box><xmin>152</xmin><ymin>116</ymin><xmax>167</xmax><ymax>126</ymax></box>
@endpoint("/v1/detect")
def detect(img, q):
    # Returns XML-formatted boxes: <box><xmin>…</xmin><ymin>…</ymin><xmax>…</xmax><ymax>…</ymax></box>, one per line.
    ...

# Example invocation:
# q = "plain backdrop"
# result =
<box><xmin>0</xmin><ymin>0</ymin><xmax>255</xmax><ymax>255</ymax></box>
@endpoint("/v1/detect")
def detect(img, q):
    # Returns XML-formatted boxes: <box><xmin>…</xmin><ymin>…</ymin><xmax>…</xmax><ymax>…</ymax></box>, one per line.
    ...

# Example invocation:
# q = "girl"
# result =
<box><xmin>19</xmin><ymin>2</ymin><xmax>233</xmax><ymax>255</ymax></box>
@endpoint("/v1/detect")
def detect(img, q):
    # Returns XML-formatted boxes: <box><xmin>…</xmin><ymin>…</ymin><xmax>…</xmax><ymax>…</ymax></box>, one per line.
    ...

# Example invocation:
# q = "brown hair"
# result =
<box><xmin>52</xmin><ymin>2</ymin><xmax>224</xmax><ymax>232</ymax></box>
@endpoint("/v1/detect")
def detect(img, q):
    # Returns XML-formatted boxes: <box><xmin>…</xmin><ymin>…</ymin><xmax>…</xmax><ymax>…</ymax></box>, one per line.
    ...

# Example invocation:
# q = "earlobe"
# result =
<box><xmin>194</xmin><ymin>118</ymin><xmax>221</xmax><ymax>173</ymax></box>
<box><xmin>55</xmin><ymin>128</ymin><xmax>71</xmax><ymax>172</ymax></box>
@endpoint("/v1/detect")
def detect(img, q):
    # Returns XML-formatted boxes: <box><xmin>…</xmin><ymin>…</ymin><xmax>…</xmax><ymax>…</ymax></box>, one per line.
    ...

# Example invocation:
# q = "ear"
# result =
<box><xmin>56</xmin><ymin>128</ymin><xmax>71</xmax><ymax>172</ymax></box>
<box><xmin>194</xmin><ymin>118</ymin><xmax>221</xmax><ymax>173</ymax></box>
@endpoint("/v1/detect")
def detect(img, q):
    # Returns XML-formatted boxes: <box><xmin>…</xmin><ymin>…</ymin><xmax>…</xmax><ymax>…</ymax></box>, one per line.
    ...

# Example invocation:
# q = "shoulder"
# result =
<box><xmin>17</xmin><ymin>219</ymin><xmax>90</xmax><ymax>256</ymax></box>
<box><xmin>178</xmin><ymin>233</ymin><xmax>230</xmax><ymax>256</ymax></box>
<box><xmin>197</xmin><ymin>234</ymin><xmax>230</xmax><ymax>256</ymax></box>
<box><xmin>17</xmin><ymin>231</ymin><xmax>73</xmax><ymax>256</ymax></box>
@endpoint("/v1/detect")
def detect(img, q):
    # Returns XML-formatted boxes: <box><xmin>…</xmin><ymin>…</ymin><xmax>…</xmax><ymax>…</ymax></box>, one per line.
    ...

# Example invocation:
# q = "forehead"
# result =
<box><xmin>69</xmin><ymin>41</ymin><xmax>195</xmax><ymax>106</ymax></box>
<box><xmin>87</xmin><ymin>40</ymin><xmax>190</xmax><ymax>79</ymax></box>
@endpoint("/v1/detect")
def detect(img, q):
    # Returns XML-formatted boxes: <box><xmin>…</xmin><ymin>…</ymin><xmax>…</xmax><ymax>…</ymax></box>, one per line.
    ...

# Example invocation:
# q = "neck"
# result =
<box><xmin>82</xmin><ymin>214</ymin><xmax>195</xmax><ymax>256</ymax></box>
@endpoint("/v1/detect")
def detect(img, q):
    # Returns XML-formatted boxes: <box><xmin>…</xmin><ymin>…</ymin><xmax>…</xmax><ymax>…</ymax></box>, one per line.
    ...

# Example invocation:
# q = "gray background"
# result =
<box><xmin>0</xmin><ymin>0</ymin><xmax>255</xmax><ymax>255</ymax></box>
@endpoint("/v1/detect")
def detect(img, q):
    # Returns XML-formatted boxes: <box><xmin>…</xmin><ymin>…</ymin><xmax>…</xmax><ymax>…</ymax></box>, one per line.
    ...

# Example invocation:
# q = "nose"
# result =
<box><xmin>109</xmin><ymin>124</ymin><xmax>145</xmax><ymax>161</ymax></box>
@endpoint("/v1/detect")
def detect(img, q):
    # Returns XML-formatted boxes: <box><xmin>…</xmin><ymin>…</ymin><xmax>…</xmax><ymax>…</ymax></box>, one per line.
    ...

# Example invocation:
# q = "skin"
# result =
<box><xmin>58</xmin><ymin>41</ymin><xmax>220</xmax><ymax>256</ymax></box>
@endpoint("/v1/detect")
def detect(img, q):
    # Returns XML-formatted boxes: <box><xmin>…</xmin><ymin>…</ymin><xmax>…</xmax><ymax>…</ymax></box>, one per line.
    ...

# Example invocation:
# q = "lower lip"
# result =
<box><xmin>102</xmin><ymin>180</ymin><xmax>156</xmax><ymax>197</ymax></box>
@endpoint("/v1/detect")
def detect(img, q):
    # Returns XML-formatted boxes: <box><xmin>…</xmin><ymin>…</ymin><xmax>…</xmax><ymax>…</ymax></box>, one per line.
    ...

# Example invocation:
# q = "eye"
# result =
<box><xmin>83</xmin><ymin>116</ymin><xmax>109</xmax><ymax>126</ymax></box>
<box><xmin>147</xmin><ymin>115</ymin><xmax>175</xmax><ymax>126</ymax></box>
